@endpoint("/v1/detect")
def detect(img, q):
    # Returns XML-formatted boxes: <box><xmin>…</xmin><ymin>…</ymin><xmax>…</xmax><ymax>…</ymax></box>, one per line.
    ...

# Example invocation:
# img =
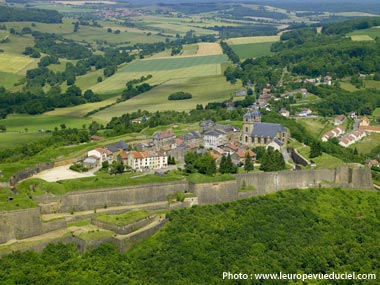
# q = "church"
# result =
<box><xmin>241</xmin><ymin>109</ymin><xmax>288</xmax><ymax>148</ymax></box>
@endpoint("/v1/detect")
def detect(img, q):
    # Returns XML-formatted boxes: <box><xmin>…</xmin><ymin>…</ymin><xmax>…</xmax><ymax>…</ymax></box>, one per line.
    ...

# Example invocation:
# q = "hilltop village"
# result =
<box><xmin>81</xmin><ymin>107</ymin><xmax>286</xmax><ymax>174</ymax></box>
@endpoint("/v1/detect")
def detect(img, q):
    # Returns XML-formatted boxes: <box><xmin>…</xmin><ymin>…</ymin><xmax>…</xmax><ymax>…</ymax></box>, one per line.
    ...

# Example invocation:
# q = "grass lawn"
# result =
<box><xmin>0</xmin><ymin>114</ymin><xmax>94</xmax><ymax>132</ymax></box>
<box><xmin>0</xmin><ymin>187</ymin><xmax>38</xmax><ymax>211</ymax></box>
<box><xmin>16</xmin><ymin>171</ymin><xmax>185</xmax><ymax>196</ymax></box>
<box><xmin>95</xmin><ymin>210</ymin><xmax>154</xmax><ymax>226</ymax></box>
<box><xmin>92</xmin><ymin>75</ymin><xmax>240</xmax><ymax>121</ymax></box>
<box><xmin>295</xmin><ymin>117</ymin><xmax>334</xmax><ymax>139</ymax></box>
<box><xmin>296</xmin><ymin>144</ymin><xmax>345</xmax><ymax>169</ymax></box>
<box><xmin>350</xmin><ymin>133</ymin><xmax>380</xmax><ymax>154</ymax></box>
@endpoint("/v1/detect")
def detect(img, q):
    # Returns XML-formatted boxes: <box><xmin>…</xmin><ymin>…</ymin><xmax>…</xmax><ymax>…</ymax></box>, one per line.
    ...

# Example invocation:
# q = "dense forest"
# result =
<box><xmin>0</xmin><ymin>188</ymin><xmax>379</xmax><ymax>284</ymax></box>
<box><xmin>0</xmin><ymin>6</ymin><xmax>62</xmax><ymax>23</ymax></box>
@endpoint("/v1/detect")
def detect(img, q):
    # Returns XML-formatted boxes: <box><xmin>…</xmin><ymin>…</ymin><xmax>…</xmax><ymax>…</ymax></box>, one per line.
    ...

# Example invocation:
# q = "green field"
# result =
<box><xmin>0</xmin><ymin>132</ymin><xmax>51</xmax><ymax>148</ymax></box>
<box><xmin>91</xmin><ymin>54</ymin><xmax>228</xmax><ymax>93</ymax></box>
<box><xmin>92</xmin><ymin>75</ymin><xmax>240</xmax><ymax>121</ymax></box>
<box><xmin>0</xmin><ymin>114</ymin><xmax>95</xmax><ymax>132</ymax></box>
<box><xmin>349</xmin><ymin>27</ymin><xmax>380</xmax><ymax>39</ymax></box>
<box><xmin>231</xmin><ymin>42</ymin><xmax>274</xmax><ymax>59</ymax></box>
<box><xmin>120</xmin><ymin>55</ymin><xmax>227</xmax><ymax>72</ymax></box>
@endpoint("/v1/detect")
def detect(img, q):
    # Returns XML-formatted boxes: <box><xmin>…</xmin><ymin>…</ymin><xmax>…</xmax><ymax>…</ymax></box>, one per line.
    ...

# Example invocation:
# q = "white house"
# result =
<box><xmin>321</xmin><ymin>126</ymin><xmax>345</xmax><ymax>142</ymax></box>
<box><xmin>127</xmin><ymin>151</ymin><xmax>168</xmax><ymax>172</ymax></box>
<box><xmin>88</xmin><ymin>148</ymin><xmax>113</xmax><ymax>163</ymax></box>
<box><xmin>203</xmin><ymin>130</ymin><xmax>228</xmax><ymax>149</ymax></box>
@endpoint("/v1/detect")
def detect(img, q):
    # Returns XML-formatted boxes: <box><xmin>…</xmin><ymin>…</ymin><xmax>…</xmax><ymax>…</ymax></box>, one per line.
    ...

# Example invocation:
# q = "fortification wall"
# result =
<box><xmin>10</xmin><ymin>162</ymin><xmax>54</xmax><ymax>186</ymax></box>
<box><xmin>47</xmin><ymin>181</ymin><xmax>188</xmax><ymax>213</ymax></box>
<box><xmin>0</xmin><ymin>208</ymin><xmax>42</xmax><ymax>243</ymax></box>
<box><xmin>190</xmin><ymin>180</ymin><xmax>238</xmax><ymax>205</ymax></box>
<box><xmin>0</xmin><ymin>166</ymin><xmax>374</xmax><ymax>246</ymax></box>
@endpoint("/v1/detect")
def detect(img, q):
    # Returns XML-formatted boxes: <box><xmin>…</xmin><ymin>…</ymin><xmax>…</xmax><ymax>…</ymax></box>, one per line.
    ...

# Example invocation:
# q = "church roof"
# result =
<box><xmin>251</xmin><ymin>122</ymin><xmax>286</xmax><ymax>138</ymax></box>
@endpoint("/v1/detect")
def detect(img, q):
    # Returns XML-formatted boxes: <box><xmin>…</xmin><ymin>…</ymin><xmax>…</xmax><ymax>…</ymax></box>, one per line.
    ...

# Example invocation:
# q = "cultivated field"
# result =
<box><xmin>91</xmin><ymin>54</ymin><xmax>228</xmax><ymax>92</ymax></box>
<box><xmin>92</xmin><ymin>75</ymin><xmax>241</xmax><ymax>121</ymax></box>
<box><xmin>44</xmin><ymin>97</ymin><xmax>116</xmax><ymax>118</ymax></box>
<box><xmin>196</xmin><ymin>42</ymin><xmax>223</xmax><ymax>55</ymax></box>
<box><xmin>231</xmin><ymin>42</ymin><xmax>274</xmax><ymax>59</ymax></box>
<box><xmin>350</xmin><ymin>35</ymin><xmax>374</xmax><ymax>41</ymax></box>
<box><xmin>226</xmin><ymin>35</ymin><xmax>280</xmax><ymax>45</ymax></box>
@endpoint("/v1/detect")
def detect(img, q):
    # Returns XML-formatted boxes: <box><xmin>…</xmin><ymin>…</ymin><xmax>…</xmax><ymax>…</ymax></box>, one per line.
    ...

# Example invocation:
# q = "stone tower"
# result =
<box><xmin>242</xmin><ymin>108</ymin><xmax>261</xmax><ymax>144</ymax></box>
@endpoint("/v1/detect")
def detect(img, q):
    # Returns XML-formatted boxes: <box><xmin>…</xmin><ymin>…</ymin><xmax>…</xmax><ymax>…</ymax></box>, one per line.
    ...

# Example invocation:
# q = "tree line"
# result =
<box><xmin>0</xmin><ymin>6</ymin><xmax>62</xmax><ymax>23</ymax></box>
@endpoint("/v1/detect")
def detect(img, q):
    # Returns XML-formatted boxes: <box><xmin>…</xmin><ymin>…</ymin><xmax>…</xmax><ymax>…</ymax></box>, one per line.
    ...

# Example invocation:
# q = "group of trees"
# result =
<box><xmin>120</xmin><ymin>83</ymin><xmax>153</xmax><ymax>102</ymax></box>
<box><xmin>258</xmin><ymin>147</ymin><xmax>286</xmax><ymax>171</ymax></box>
<box><xmin>168</xmin><ymin>91</ymin><xmax>192</xmax><ymax>100</ymax></box>
<box><xmin>184</xmin><ymin>152</ymin><xmax>217</xmax><ymax>176</ymax></box>
<box><xmin>0</xmin><ymin>84</ymin><xmax>100</xmax><ymax>117</ymax></box>
<box><xmin>220</xmin><ymin>41</ymin><xmax>239</xmax><ymax>64</ymax></box>
<box><xmin>219</xmin><ymin>154</ymin><xmax>237</xmax><ymax>174</ymax></box>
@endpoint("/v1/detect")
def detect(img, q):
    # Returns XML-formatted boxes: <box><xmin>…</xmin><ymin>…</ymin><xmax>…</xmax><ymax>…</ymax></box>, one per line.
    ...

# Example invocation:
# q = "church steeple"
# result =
<box><xmin>242</xmin><ymin>108</ymin><xmax>261</xmax><ymax>144</ymax></box>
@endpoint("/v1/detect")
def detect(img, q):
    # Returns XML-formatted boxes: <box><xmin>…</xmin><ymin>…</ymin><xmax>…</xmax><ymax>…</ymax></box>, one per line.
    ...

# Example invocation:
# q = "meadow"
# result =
<box><xmin>92</xmin><ymin>75</ymin><xmax>241</xmax><ymax>121</ymax></box>
<box><xmin>0</xmin><ymin>53</ymin><xmax>36</xmax><ymax>73</ymax></box>
<box><xmin>0</xmin><ymin>132</ymin><xmax>51</xmax><ymax>148</ymax></box>
<box><xmin>295</xmin><ymin>117</ymin><xmax>334</xmax><ymax>139</ymax></box>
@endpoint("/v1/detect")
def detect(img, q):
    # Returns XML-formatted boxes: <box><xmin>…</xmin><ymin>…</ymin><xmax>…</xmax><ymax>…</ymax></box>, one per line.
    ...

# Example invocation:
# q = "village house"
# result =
<box><xmin>298</xmin><ymin>108</ymin><xmax>312</xmax><ymax>117</ymax></box>
<box><xmin>152</xmin><ymin>129</ymin><xmax>176</xmax><ymax>151</ymax></box>
<box><xmin>321</xmin><ymin>126</ymin><xmax>345</xmax><ymax>142</ymax></box>
<box><xmin>203</xmin><ymin>130</ymin><xmax>228</xmax><ymax>149</ymax></box>
<box><xmin>231</xmin><ymin>150</ymin><xmax>256</xmax><ymax>166</ymax></box>
<box><xmin>241</xmin><ymin>109</ymin><xmax>288</xmax><ymax>148</ymax></box>
<box><xmin>258</xmin><ymin>93</ymin><xmax>272</xmax><ymax>106</ymax></box>
<box><xmin>279</xmin><ymin>109</ymin><xmax>290</xmax><ymax>117</ymax></box>
<box><xmin>83</xmin><ymin>156</ymin><xmax>100</xmax><ymax>169</ymax></box>
<box><xmin>266</xmin><ymin>137</ymin><xmax>284</xmax><ymax>151</ymax></box>
<box><xmin>127</xmin><ymin>151</ymin><xmax>168</xmax><ymax>172</ymax></box>
<box><xmin>334</xmin><ymin>115</ymin><xmax>346</xmax><ymax>126</ymax></box>
<box><xmin>199</xmin><ymin>120</ymin><xmax>215</xmax><ymax>133</ymax></box>
<box><xmin>338</xmin><ymin>130</ymin><xmax>366</xmax><ymax>147</ymax></box>
<box><xmin>358</xmin><ymin>116</ymin><xmax>380</xmax><ymax>134</ymax></box>
<box><xmin>300</xmin><ymin>88</ymin><xmax>308</xmax><ymax>96</ymax></box>
<box><xmin>87</xmin><ymin>148</ymin><xmax>113</xmax><ymax>164</ymax></box>
<box><xmin>365</xmin><ymin>159</ymin><xmax>379</xmax><ymax>168</ymax></box>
